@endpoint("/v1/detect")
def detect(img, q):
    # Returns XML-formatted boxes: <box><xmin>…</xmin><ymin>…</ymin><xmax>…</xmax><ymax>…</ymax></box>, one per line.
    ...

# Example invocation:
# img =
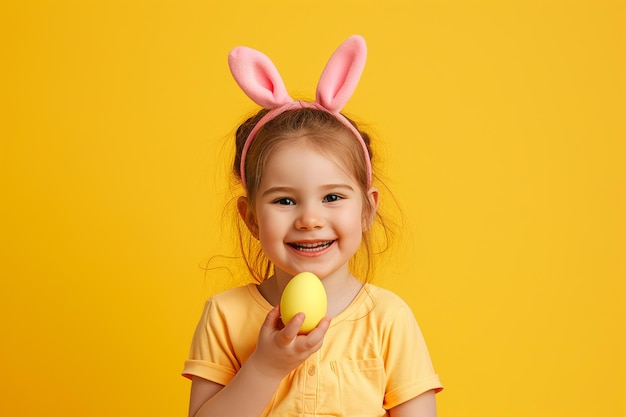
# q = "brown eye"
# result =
<box><xmin>274</xmin><ymin>198</ymin><xmax>295</xmax><ymax>206</ymax></box>
<box><xmin>323</xmin><ymin>194</ymin><xmax>342</xmax><ymax>203</ymax></box>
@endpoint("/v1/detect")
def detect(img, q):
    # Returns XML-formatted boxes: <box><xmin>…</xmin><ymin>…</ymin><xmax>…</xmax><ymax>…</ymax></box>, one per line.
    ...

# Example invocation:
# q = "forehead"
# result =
<box><xmin>260</xmin><ymin>139</ymin><xmax>357</xmax><ymax>188</ymax></box>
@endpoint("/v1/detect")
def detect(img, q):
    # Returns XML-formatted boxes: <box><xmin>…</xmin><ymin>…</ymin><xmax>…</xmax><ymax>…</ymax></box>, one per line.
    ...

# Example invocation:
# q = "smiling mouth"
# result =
<box><xmin>288</xmin><ymin>241</ymin><xmax>335</xmax><ymax>252</ymax></box>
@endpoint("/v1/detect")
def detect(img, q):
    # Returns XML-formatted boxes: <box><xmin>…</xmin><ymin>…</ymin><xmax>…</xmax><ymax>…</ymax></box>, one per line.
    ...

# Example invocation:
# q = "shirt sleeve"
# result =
<box><xmin>382</xmin><ymin>302</ymin><xmax>443</xmax><ymax>409</ymax></box>
<box><xmin>182</xmin><ymin>299</ymin><xmax>240</xmax><ymax>386</ymax></box>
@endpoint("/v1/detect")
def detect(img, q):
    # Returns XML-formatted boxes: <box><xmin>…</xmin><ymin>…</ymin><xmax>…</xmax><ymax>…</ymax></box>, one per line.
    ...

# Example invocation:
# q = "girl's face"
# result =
<box><xmin>242</xmin><ymin>139</ymin><xmax>377</xmax><ymax>282</ymax></box>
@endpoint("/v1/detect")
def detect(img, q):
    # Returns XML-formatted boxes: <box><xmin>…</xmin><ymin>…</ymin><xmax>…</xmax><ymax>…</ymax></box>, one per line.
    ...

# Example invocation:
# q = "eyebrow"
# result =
<box><xmin>261</xmin><ymin>186</ymin><xmax>296</xmax><ymax>197</ymax></box>
<box><xmin>261</xmin><ymin>184</ymin><xmax>355</xmax><ymax>197</ymax></box>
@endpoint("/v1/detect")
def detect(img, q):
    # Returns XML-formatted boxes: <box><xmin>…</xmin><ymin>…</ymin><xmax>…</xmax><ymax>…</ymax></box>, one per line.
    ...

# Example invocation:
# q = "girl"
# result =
<box><xmin>183</xmin><ymin>35</ymin><xmax>442</xmax><ymax>417</ymax></box>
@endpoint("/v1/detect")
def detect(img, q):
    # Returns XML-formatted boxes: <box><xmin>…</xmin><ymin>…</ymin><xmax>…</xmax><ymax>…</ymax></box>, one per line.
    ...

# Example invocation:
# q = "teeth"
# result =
<box><xmin>292</xmin><ymin>241</ymin><xmax>333</xmax><ymax>251</ymax></box>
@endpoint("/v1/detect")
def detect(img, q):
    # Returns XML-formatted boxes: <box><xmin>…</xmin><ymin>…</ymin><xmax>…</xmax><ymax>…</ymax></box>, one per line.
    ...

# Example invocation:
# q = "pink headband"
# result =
<box><xmin>228</xmin><ymin>35</ymin><xmax>372</xmax><ymax>190</ymax></box>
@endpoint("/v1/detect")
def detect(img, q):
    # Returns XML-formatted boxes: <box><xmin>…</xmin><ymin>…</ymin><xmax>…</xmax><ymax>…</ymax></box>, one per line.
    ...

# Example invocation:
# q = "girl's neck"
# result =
<box><xmin>258</xmin><ymin>268</ymin><xmax>364</xmax><ymax>319</ymax></box>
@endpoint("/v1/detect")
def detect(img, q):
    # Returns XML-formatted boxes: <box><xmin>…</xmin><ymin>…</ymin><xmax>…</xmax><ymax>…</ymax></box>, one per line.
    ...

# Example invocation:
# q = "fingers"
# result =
<box><xmin>286</xmin><ymin>316</ymin><xmax>332</xmax><ymax>352</ymax></box>
<box><xmin>276</xmin><ymin>312</ymin><xmax>305</xmax><ymax>346</ymax></box>
<box><xmin>310</xmin><ymin>316</ymin><xmax>332</xmax><ymax>336</ymax></box>
<box><xmin>299</xmin><ymin>317</ymin><xmax>331</xmax><ymax>348</ymax></box>
<box><xmin>261</xmin><ymin>306</ymin><xmax>331</xmax><ymax>352</ymax></box>
<box><xmin>260</xmin><ymin>307</ymin><xmax>308</xmax><ymax>347</ymax></box>
<box><xmin>253</xmin><ymin>309</ymin><xmax>331</xmax><ymax>379</ymax></box>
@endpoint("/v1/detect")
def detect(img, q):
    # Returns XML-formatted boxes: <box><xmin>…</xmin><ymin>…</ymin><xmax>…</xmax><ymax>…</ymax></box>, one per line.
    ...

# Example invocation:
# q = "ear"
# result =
<box><xmin>316</xmin><ymin>35</ymin><xmax>367</xmax><ymax>112</ymax></box>
<box><xmin>362</xmin><ymin>187</ymin><xmax>379</xmax><ymax>230</ymax></box>
<box><xmin>228</xmin><ymin>46</ymin><xmax>293</xmax><ymax>109</ymax></box>
<box><xmin>237</xmin><ymin>196</ymin><xmax>259</xmax><ymax>239</ymax></box>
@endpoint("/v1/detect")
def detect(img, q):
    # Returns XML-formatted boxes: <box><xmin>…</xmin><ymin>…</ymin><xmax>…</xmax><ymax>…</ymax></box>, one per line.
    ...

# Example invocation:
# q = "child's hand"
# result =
<box><xmin>247</xmin><ymin>305</ymin><xmax>331</xmax><ymax>381</ymax></box>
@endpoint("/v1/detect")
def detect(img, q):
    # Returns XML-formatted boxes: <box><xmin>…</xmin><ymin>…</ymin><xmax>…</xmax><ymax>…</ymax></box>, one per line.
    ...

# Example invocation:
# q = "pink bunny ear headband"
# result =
<box><xmin>228</xmin><ymin>35</ymin><xmax>372</xmax><ymax>190</ymax></box>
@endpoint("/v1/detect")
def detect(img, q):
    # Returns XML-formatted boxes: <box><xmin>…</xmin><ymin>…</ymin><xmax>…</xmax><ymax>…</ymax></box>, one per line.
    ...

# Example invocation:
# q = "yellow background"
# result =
<box><xmin>1</xmin><ymin>1</ymin><xmax>624</xmax><ymax>416</ymax></box>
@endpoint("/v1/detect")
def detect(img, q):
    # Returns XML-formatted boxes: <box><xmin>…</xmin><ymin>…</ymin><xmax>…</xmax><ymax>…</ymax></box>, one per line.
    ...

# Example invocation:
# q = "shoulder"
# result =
<box><xmin>348</xmin><ymin>284</ymin><xmax>419</xmax><ymax>331</ymax></box>
<box><xmin>365</xmin><ymin>283</ymin><xmax>406</xmax><ymax>302</ymax></box>
<box><xmin>208</xmin><ymin>284</ymin><xmax>253</xmax><ymax>304</ymax></box>
<box><xmin>202</xmin><ymin>284</ymin><xmax>271</xmax><ymax>319</ymax></box>
<box><xmin>193</xmin><ymin>284</ymin><xmax>270</xmax><ymax>346</ymax></box>
<box><xmin>207</xmin><ymin>284</ymin><xmax>267</xmax><ymax>307</ymax></box>
<box><xmin>365</xmin><ymin>284</ymin><xmax>413</xmax><ymax>314</ymax></box>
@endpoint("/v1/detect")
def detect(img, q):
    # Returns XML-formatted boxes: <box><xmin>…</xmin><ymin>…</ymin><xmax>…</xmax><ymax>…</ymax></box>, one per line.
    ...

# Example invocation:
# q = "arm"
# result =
<box><xmin>187</xmin><ymin>360</ymin><xmax>282</xmax><ymax>417</ymax></box>
<box><xmin>188</xmin><ymin>306</ymin><xmax>331</xmax><ymax>417</ymax></box>
<box><xmin>389</xmin><ymin>390</ymin><xmax>437</xmax><ymax>417</ymax></box>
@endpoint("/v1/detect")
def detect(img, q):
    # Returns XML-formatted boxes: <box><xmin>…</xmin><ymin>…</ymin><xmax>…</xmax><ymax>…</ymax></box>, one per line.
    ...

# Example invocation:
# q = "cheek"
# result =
<box><xmin>256</xmin><ymin>212</ymin><xmax>284</xmax><ymax>240</ymax></box>
<box><xmin>340</xmin><ymin>207</ymin><xmax>366</xmax><ymax>235</ymax></box>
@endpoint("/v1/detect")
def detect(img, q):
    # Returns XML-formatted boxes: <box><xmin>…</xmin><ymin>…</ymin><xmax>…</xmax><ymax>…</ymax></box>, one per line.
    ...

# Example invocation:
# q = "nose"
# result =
<box><xmin>294</xmin><ymin>203</ymin><xmax>325</xmax><ymax>230</ymax></box>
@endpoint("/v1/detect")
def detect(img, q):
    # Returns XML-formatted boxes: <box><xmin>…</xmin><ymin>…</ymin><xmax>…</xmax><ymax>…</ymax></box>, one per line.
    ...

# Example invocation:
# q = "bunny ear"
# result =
<box><xmin>228</xmin><ymin>46</ymin><xmax>293</xmax><ymax>109</ymax></box>
<box><xmin>316</xmin><ymin>35</ymin><xmax>367</xmax><ymax>112</ymax></box>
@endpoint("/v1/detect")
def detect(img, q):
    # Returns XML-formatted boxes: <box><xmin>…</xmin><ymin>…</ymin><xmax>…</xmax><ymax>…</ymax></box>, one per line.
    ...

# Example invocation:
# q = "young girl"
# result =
<box><xmin>183</xmin><ymin>35</ymin><xmax>442</xmax><ymax>417</ymax></box>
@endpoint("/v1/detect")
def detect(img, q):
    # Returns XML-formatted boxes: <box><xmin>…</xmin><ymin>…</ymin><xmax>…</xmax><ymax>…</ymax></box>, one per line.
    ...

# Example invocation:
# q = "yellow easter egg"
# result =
<box><xmin>280</xmin><ymin>272</ymin><xmax>327</xmax><ymax>334</ymax></box>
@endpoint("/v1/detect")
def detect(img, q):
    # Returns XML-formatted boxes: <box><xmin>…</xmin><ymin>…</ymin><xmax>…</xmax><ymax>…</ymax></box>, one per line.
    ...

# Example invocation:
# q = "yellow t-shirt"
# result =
<box><xmin>183</xmin><ymin>283</ymin><xmax>442</xmax><ymax>416</ymax></box>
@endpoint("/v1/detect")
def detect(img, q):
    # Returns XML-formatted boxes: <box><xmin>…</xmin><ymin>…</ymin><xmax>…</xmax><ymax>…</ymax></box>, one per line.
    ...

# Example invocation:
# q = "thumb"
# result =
<box><xmin>260</xmin><ymin>305</ymin><xmax>282</xmax><ymax>335</ymax></box>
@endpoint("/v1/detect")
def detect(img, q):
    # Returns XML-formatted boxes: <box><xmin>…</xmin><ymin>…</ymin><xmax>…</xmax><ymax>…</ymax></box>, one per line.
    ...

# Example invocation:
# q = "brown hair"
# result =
<box><xmin>233</xmin><ymin>107</ymin><xmax>390</xmax><ymax>283</ymax></box>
